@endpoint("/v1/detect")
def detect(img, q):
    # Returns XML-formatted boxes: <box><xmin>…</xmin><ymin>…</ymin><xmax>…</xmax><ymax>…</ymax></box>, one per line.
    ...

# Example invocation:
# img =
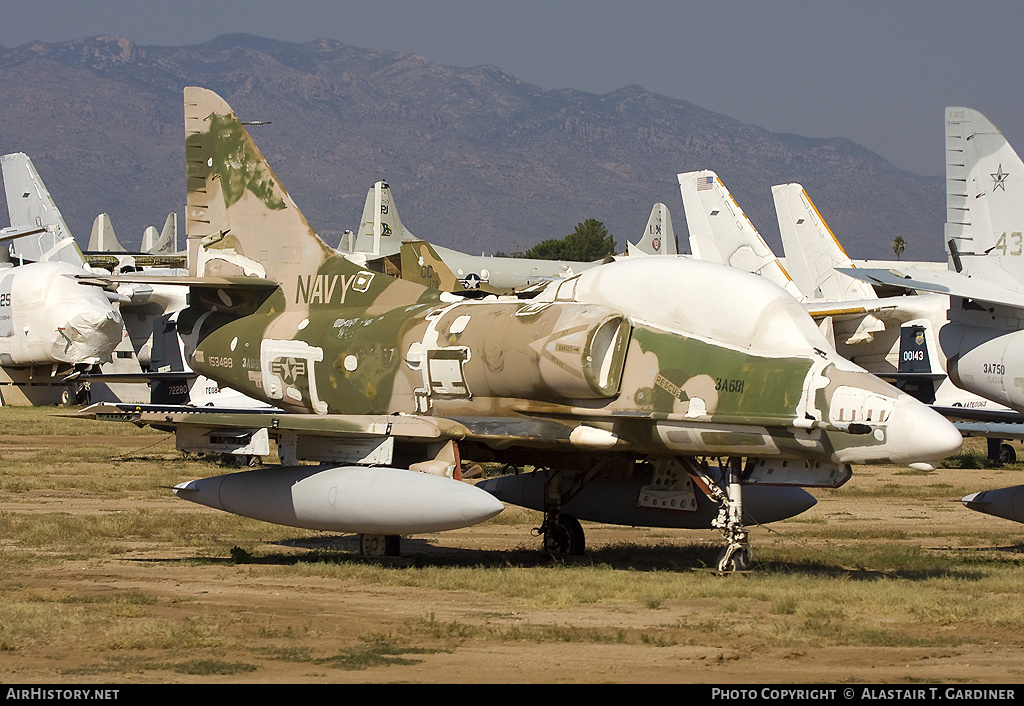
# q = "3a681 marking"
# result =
<box><xmin>716</xmin><ymin>377</ymin><xmax>745</xmax><ymax>393</ymax></box>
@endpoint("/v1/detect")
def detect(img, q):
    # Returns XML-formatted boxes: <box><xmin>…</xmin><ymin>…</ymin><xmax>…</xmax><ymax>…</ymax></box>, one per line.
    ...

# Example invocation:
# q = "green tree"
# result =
<box><xmin>522</xmin><ymin>219</ymin><xmax>616</xmax><ymax>261</ymax></box>
<box><xmin>892</xmin><ymin>235</ymin><xmax>906</xmax><ymax>260</ymax></box>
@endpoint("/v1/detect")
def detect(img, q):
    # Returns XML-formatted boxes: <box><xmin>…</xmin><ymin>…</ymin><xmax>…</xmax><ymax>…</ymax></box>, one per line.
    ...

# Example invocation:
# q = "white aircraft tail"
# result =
<box><xmin>945</xmin><ymin>107</ymin><xmax>1024</xmax><ymax>288</ymax></box>
<box><xmin>142</xmin><ymin>213</ymin><xmax>177</xmax><ymax>255</ymax></box>
<box><xmin>627</xmin><ymin>203</ymin><xmax>677</xmax><ymax>256</ymax></box>
<box><xmin>772</xmin><ymin>183</ymin><xmax>877</xmax><ymax>302</ymax></box>
<box><xmin>678</xmin><ymin>170</ymin><xmax>803</xmax><ymax>300</ymax></box>
<box><xmin>88</xmin><ymin>213</ymin><xmax>127</xmax><ymax>252</ymax></box>
<box><xmin>340</xmin><ymin>180</ymin><xmax>413</xmax><ymax>258</ymax></box>
<box><xmin>0</xmin><ymin>152</ymin><xmax>85</xmax><ymax>266</ymax></box>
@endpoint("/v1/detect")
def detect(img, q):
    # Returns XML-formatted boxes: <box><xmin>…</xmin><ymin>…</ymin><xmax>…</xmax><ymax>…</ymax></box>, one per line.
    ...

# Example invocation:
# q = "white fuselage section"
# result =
<box><xmin>0</xmin><ymin>262</ymin><xmax>123</xmax><ymax>367</ymax></box>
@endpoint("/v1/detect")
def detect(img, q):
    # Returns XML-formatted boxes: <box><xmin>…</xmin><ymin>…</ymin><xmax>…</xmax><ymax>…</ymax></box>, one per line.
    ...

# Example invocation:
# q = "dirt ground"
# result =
<box><xmin>2</xmin><ymin>432</ymin><xmax>1024</xmax><ymax>685</ymax></box>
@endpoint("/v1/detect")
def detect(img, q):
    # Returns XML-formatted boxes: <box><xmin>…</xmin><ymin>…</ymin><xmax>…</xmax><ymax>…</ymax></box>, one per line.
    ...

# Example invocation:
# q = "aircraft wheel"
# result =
<box><xmin>544</xmin><ymin>514</ymin><xmax>585</xmax><ymax>556</ymax></box>
<box><xmin>360</xmin><ymin>533</ymin><xmax>400</xmax><ymax>557</ymax></box>
<box><xmin>1000</xmin><ymin>443</ymin><xmax>1017</xmax><ymax>465</ymax></box>
<box><xmin>75</xmin><ymin>382</ymin><xmax>91</xmax><ymax>405</ymax></box>
<box><xmin>717</xmin><ymin>545</ymin><xmax>752</xmax><ymax>572</ymax></box>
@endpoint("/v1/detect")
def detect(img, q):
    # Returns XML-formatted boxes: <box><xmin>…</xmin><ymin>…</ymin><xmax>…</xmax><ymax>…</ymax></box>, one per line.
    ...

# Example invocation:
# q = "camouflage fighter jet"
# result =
<box><xmin>75</xmin><ymin>88</ymin><xmax>963</xmax><ymax>568</ymax></box>
<box><xmin>400</xmin><ymin>239</ymin><xmax>510</xmax><ymax>296</ymax></box>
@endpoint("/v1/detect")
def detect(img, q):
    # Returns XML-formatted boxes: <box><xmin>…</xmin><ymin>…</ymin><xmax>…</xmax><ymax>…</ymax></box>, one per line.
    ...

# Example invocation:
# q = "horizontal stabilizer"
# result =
<box><xmin>0</xmin><ymin>224</ymin><xmax>46</xmax><ymax>242</ymax></box>
<box><xmin>837</xmin><ymin>266</ymin><xmax>1024</xmax><ymax>308</ymax></box>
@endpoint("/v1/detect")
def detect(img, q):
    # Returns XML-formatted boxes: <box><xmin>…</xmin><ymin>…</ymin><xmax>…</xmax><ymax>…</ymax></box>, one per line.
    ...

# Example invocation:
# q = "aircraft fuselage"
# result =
<box><xmin>184</xmin><ymin>256</ymin><xmax>961</xmax><ymax>473</ymax></box>
<box><xmin>0</xmin><ymin>262</ymin><xmax>122</xmax><ymax>367</ymax></box>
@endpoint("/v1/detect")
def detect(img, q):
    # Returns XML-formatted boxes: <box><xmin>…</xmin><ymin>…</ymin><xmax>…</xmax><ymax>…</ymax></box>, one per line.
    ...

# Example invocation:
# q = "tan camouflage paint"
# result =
<box><xmin>176</xmin><ymin>87</ymin><xmax>955</xmax><ymax>476</ymax></box>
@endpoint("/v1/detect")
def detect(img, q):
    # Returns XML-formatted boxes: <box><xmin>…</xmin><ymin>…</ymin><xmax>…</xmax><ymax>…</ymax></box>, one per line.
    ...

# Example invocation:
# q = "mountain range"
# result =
<box><xmin>0</xmin><ymin>34</ymin><xmax>944</xmax><ymax>261</ymax></box>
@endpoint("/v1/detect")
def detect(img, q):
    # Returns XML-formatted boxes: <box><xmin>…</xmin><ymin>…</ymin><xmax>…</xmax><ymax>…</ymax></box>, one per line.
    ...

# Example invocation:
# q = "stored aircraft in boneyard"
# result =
<box><xmin>835</xmin><ymin>107</ymin><xmax>1024</xmax><ymax>525</ymax></box>
<box><xmin>678</xmin><ymin>170</ymin><xmax>1021</xmax><ymax>458</ymax></box>
<box><xmin>341</xmin><ymin>179</ymin><xmax>676</xmax><ymax>292</ymax></box>
<box><xmin>74</xmin><ymin>88</ymin><xmax>962</xmax><ymax>570</ymax></box>
<box><xmin>0</xmin><ymin>153</ymin><xmax>124</xmax><ymax>404</ymax></box>
<box><xmin>397</xmin><ymin>203</ymin><xmax>677</xmax><ymax>297</ymax></box>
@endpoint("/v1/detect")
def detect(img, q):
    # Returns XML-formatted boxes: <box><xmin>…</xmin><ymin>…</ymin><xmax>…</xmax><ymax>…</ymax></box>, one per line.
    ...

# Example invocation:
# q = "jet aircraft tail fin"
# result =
<box><xmin>945</xmin><ymin>107</ymin><xmax>1024</xmax><ymax>288</ymax></box>
<box><xmin>182</xmin><ymin>87</ymin><xmax>432</xmax><ymax>314</ymax></box>
<box><xmin>401</xmin><ymin>240</ymin><xmax>466</xmax><ymax>292</ymax></box>
<box><xmin>399</xmin><ymin>239</ymin><xmax>502</xmax><ymax>295</ymax></box>
<box><xmin>627</xmin><ymin>203</ymin><xmax>676</xmax><ymax>256</ymax></box>
<box><xmin>0</xmin><ymin>152</ymin><xmax>86</xmax><ymax>267</ymax></box>
<box><xmin>892</xmin><ymin>324</ymin><xmax>941</xmax><ymax>405</ymax></box>
<box><xmin>771</xmin><ymin>183</ymin><xmax>878</xmax><ymax>302</ymax></box>
<box><xmin>88</xmin><ymin>213</ymin><xmax>127</xmax><ymax>253</ymax></box>
<box><xmin>183</xmin><ymin>87</ymin><xmax>338</xmax><ymax>297</ymax></box>
<box><xmin>677</xmin><ymin>170</ymin><xmax>804</xmax><ymax>300</ymax></box>
<box><xmin>143</xmin><ymin>213</ymin><xmax>177</xmax><ymax>255</ymax></box>
<box><xmin>341</xmin><ymin>180</ymin><xmax>414</xmax><ymax>258</ymax></box>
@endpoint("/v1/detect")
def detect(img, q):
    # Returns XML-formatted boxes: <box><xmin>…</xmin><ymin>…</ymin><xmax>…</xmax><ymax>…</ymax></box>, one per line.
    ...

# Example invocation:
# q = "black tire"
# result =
<box><xmin>360</xmin><ymin>533</ymin><xmax>401</xmax><ymax>557</ymax></box>
<box><xmin>717</xmin><ymin>545</ymin><xmax>752</xmax><ymax>572</ymax></box>
<box><xmin>1000</xmin><ymin>443</ymin><xmax>1017</xmax><ymax>465</ymax></box>
<box><xmin>544</xmin><ymin>514</ymin><xmax>585</xmax><ymax>556</ymax></box>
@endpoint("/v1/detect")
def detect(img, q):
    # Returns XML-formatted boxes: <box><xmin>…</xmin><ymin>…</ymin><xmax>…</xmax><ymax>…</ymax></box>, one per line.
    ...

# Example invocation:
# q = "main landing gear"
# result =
<box><xmin>537</xmin><ymin>466</ymin><xmax>597</xmax><ymax>557</ymax></box>
<box><xmin>359</xmin><ymin>533</ymin><xmax>401</xmax><ymax>557</ymax></box>
<box><xmin>540</xmin><ymin>465</ymin><xmax>589</xmax><ymax>557</ymax></box>
<box><xmin>987</xmin><ymin>438</ymin><xmax>1017</xmax><ymax>466</ymax></box>
<box><xmin>536</xmin><ymin>457</ymin><xmax>754</xmax><ymax>571</ymax></box>
<box><xmin>540</xmin><ymin>513</ymin><xmax>586</xmax><ymax>555</ymax></box>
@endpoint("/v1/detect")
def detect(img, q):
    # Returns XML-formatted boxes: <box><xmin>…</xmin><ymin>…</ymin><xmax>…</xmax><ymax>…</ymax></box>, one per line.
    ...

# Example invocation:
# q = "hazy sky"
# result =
<box><xmin>1</xmin><ymin>0</ymin><xmax>1022</xmax><ymax>176</ymax></box>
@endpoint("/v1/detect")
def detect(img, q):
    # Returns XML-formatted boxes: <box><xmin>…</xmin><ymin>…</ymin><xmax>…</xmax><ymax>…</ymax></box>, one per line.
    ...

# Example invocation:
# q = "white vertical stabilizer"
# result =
<box><xmin>88</xmin><ymin>213</ymin><xmax>127</xmax><ymax>253</ymax></box>
<box><xmin>678</xmin><ymin>170</ymin><xmax>804</xmax><ymax>300</ymax></box>
<box><xmin>772</xmin><ymin>183</ymin><xmax>878</xmax><ymax>302</ymax></box>
<box><xmin>142</xmin><ymin>213</ymin><xmax>178</xmax><ymax>255</ymax></box>
<box><xmin>1</xmin><ymin>152</ymin><xmax>85</xmax><ymax>266</ymax></box>
<box><xmin>627</xmin><ymin>203</ymin><xmax>677</xmax><ymax>256</ymax></box>
<box><xmin>346</xmin><ymin>180</ymin><xmax>413</xmax><ymax>258</ymax></box>
<box><xmin>945</xmin><ymin>107</ymin><xmax>1024</xmax><ymax>291</ymax></box>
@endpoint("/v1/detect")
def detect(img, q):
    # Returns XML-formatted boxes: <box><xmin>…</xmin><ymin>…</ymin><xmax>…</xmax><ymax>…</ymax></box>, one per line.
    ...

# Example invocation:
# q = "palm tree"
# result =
<box><xmin>892</xmin><ymin>236</ymin><xmax>905</xmax><ymax>260</ymax></box>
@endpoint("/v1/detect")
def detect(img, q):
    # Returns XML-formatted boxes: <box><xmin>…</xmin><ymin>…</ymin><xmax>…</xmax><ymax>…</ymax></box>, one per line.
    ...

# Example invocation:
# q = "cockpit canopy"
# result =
<box><xmin>541</xmin><ymin>257</ymin><xmax>834</xmax><ymax>359</ymax></box>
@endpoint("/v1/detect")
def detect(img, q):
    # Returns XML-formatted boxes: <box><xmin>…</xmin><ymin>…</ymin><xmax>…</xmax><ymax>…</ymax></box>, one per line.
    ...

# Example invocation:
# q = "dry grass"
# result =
<box><xmin>3</xmin><ymin>406</ymin><xmax>1024</xmax><ymax>682</ymax></box>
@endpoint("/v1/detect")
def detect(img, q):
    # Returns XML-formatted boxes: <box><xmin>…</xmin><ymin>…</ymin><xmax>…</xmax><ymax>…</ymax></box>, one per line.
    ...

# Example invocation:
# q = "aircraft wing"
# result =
<box><xmin>837</xmin><ymin>267</ymin><xmax>1024</xmax><ymax>309</ymax></box>
<box><xmin>951</xmin><ymin>420</ymin><xmax>1024</xmax><ymax>441</ymax></box>
<box><xmin>73</xmin><ymin>272</ymin><xmax>279</xmax><ymax>290</ymax></box>
<box><xmin>65</xmin><ymin>401</ymin><xmax>844</xmax><ymax>458</ymax></box>
<box><xmin>62</xmin><ymin>403</ymin><xmax>571</xmax><ymax>445</ymax></box>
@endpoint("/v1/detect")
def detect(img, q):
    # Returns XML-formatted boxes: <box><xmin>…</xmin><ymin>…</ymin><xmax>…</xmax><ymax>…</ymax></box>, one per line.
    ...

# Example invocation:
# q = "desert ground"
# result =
<box><xmin>1</xmin><ymin>408</ymin><xmax>1023</xmax><ymax>685</ymax></box>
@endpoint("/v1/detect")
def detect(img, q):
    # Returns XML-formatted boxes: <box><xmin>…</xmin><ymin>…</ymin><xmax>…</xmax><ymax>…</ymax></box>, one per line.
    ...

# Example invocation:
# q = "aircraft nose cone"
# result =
<box><xmin>885</xmin><ymin>394</ymin><xmax>963</xmax><ymax>464</ymax></box>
